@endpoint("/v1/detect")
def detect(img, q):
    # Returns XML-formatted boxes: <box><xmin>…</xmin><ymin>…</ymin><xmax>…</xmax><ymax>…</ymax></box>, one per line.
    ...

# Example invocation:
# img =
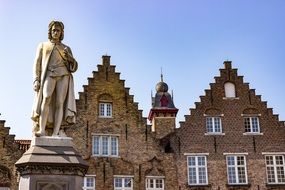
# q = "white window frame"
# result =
<box><xmin>83</xmin><ymin>175</ymin><xmax>96</xmax><ymax>190</ymax></box>
<box><xmin>92</xmin><ymin>135</ymin><xmax>118</xmax><ymax>157</ymax></box>
<box><xmin>99</xmin><ymin>102</ymin><xmax>112</xmax><ymax>118</ymax></box>
<box><xmin>265</xmin><ymin>155</ymin><xmax>285</xmax><ymax>184</ymax></box>
<box><xmin>206</xmin><ymin>117</ymin><xmax>222</xmax><ymax>133</ymax></box>
<box><xmin>226</xmin><ymin>155</ymin><xmax>248</xmax><ymax>185</ymax></box>
<box><xmin>114</xmin><ymin>176</ymin><xmax>133</xmax><ymax>190</ymax></box>
<box><xmin>146</xmin><ymin>176</ymin><xmax>165</xmax><ymax>190</ymax></box>
<box><xmin>244</xmin><ymin>117</ymin><xmax>260</xmax><ymax>133</ymax></box>
<box><xmin>187</xmin><ymin>156</ymin><xmax>208</xmax><ymax>185</ymax></box>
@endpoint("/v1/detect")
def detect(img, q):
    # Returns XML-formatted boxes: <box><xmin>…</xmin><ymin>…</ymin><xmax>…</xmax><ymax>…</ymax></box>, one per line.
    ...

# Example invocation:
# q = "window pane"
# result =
<box><xmin>93</xmin><ymin>136</ymin><xmax>100</xmax><ymax>155</ymax></box>
<box><xmin>244</xmin><ymin>118</ymin><xmax>251</xmax><ymax>132</ymax></box>
<box><xmin>214</xmin><ymin>117</ymin><xmax>221</xmax><ymax>132</ymax></box>
<box><xmin>111</xmin><ymin>137</ymin><xmax>118</xmax><ymax>156</ymax></box>
<box><xmin>227</xmin><ymin>156</ymin><xmax>235</xmax><ymax>166</ymax></box>
<box><xmin>198</xmin><ymin>156</ymin><xmax>205</xmax><ymax>166</ymax></box>
<box><xmin>188</xmin><ymin>157</ymin><xmax>196</xmax><ymax>166</ymax></box>
<box><xmin>206</xmin><ymin>117</ymin><xmax>213</xmax><ymax>132</ymax></box>
<box><xmin>102</xmin><ymin>136</ymin><xmax>109</xmax><ymax>155</ymax></box>
<box><xmin>115</xmin><ymin>178</ymin><xmax>122</xmax><ymax>187</ymax></box>
<box><xmin>99</xmin><ymin>103</ymin><xmax>105</xmax><ymax>116</ymax></box>
<box><xmin>156</xmin><ymin>179</ymin><xmax>163</xmax><ymax>188</ymax></box>
<box><xmin>189</xmin><ymin>168</ymin><xmax>196</xmax><ymax>184</ymax></box>
<box><xmin>106</xmin><ymin>103</ymin><xmax>112</xmax><ymax>116</ymax></box>
<box><xmin>124</xmin><ymin>178</ymin><xmax>132</xmax><ymax>187</ymax></box>
<box><xmin>228</xmin><ymin>167</ymin><xmax>236</xmax><ymax>184</ymax></box>
<box><xmin>198</xmin><ymin>167</ymin><xmax>207</xmax><ymax>184</ymax></box>
<box><xmin>251</xmin><ymin>117</ymin><xmax>259</xmax><ymax>132</ymax></box>
<box><xmin>238</xmin><ymin>167</ymin><xmax>246</xmax><ymax>183</ymax></box>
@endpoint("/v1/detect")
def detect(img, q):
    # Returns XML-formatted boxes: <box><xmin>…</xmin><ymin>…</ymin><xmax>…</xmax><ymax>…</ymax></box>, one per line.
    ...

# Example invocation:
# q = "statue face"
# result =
<box><xmin>51</xmin><ymin>25</ymin><xmax>62</xmax><ymax>42</ymax></box>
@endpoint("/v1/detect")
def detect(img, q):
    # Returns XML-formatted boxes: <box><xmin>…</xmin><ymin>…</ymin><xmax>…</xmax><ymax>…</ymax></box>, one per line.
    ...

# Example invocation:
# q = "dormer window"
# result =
<box><xmin>224</xmin><ymin>82</ymin><xmax>236</xmax><ymax>98</ymax></box>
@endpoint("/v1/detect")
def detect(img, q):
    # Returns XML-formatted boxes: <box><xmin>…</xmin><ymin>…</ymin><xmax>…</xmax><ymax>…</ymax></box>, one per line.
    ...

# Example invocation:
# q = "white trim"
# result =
<box><xmin>91</xmin><ymin>133</ymin><xmax>120</xmax><ymax>136</ymax></box>
<box><xmin>184</xmin><ymin>153</ymin><xmax>209</xmax><ymax>156</ymax></box>
<box><xmin>241</xmin><ymin>114</ymin><xmax>262</xmax><ymax>116</ymax></box>
<box><xmin>223</xmin><ymin>153</ymin><xmax>248</xmax><ymax>155</ymax></box>
<box><xmin>262</xmin><ymin>152</ymin><xmax>285</xmax><ymax>155</ymax></box>
<box><xmin>243</xmin><ymin>132</ymin><xmax>263</xmax><ymax>136</ymax></box>
<box><xmin>113</xmin><ymin>175</ymin><xmax>134</xmax><ymax>178</ymax></box>
<box><xmin>203</xmin><ymin>114</ymin><xmax>224</xmax><ymax>117</ymax></box>
<box><xmin>205</xmin><ymin>132</ymin><xmax>225</xmax><ymax>136</ymax></box>
<box><xmin>85</xmin><ymin>174</ymin><xmax>96</xmax><ymax>177</ymax></box>
<box><xmin>223</xmin><ymin>97</ymin><xmax>240</xmax><ymax>100</ymax></box>
<box><xmin>145</xmin><ymin>176</ymin><xmax>165</xmax><ymax>179</ymax></box>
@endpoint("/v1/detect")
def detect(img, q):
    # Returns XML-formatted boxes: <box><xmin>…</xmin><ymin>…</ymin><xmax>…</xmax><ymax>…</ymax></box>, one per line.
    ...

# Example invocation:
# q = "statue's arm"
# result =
<box><xmin>33</xmin><ymin>43</ymin><xmax>43</xmax><ymax>91</ymax></box>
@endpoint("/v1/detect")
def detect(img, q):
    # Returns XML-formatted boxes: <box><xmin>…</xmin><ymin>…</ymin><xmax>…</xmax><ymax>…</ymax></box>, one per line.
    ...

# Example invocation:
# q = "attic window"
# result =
<box><xmin>224</xmin><ymin>82</ymin><xmax>236</xmax><ymax>98</ymax></box>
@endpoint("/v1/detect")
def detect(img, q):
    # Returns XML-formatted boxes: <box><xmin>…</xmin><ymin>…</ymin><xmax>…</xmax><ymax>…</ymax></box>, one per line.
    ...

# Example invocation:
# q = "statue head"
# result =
<box><xmin>48</xmin><ymin>21</ymin><xmax>64</xmax><ymax>42</ymax></box>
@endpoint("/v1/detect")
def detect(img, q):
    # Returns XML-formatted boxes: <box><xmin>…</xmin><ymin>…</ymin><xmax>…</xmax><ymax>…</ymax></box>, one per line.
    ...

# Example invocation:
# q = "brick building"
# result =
<box><xmin>1</xmin><ymin>56</ymin><xmax>285</xmax><ymax>190</ymax></box>
<box><xmin>169</xmin><ymin>61</ymin><xmax>285</xmax><ymax>190</ymax></box>
<box><xmin>0</xmin><ymin>120</ymin><xmax>30</xmax><ymax>190</ymax></box>
<box><xmin>66</xmin><ymin>56</ymin><xmax>179</xmax><ymax>190</ymax></box>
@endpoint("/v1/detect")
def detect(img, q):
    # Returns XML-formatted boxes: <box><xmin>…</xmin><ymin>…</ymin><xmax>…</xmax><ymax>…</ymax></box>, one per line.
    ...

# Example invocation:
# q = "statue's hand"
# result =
<box><xmin>64</xmin><ymin>48</ymin><xmax>74</xmax><ymax>63</ymax></box>
<box><xmin>33</xmin><ymin>81</ymin><xmax>40</xmax><ymax>92</ymax></box>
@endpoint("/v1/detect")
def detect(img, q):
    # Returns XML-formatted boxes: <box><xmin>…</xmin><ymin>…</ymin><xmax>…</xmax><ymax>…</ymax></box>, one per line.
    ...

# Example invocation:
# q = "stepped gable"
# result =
<box><xmin>0</xmin><ymin>120</ymin><xmax>26</xmax><ymax>189</ymax></box>
<box><xmin>76</xmin><ymin>55</ymin><xmax>145</xmax><ymax>122</ymax></box>
<box><xmin>66</xmin><ymin>55</ymin><xmax>149</xmax><ymax>159</ymax></box>
<box><xmin>170</xmin><ymin>61</ymin><xmax>285</xmax><ymax>189</ymax></box>
<box><xmin>180</xmin><ymin>61</ymin><xmax>285</xmax><ymax>128</ymax></box>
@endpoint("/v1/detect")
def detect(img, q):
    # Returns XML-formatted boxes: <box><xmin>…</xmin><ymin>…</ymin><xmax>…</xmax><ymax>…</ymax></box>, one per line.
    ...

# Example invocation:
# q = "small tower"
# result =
<box><xmin>148</xmin><ymin>74</ymin><xmax>178</xmax><ymax>139</ymax></box>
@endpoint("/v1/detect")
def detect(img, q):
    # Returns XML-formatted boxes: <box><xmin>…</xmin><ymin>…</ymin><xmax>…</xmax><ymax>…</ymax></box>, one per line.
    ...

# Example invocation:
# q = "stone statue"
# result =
<box><xmin>31</xmin><ymin>21</ymin><xmax>78</xmax><ymax>137</ymax></box>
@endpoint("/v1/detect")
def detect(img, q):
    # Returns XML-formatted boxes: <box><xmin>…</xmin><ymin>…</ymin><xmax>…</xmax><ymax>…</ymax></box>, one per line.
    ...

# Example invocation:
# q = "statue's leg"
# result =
<box><xmin>52</xmin><ymin>75</ymin><xmax>69</xmax><ymax>136</ymax></box>
<box><xmin>37</xmin><ymin>77</ymin><xmax>56</xmax><ymax>136</ymax></box>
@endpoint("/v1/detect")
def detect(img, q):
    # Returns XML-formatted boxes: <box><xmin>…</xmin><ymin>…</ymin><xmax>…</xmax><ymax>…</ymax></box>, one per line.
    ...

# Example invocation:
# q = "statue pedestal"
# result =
<box><xmin>15</xmin><ymin>137</ymin><xmax>88</xmax><ymax>190</ymax></box>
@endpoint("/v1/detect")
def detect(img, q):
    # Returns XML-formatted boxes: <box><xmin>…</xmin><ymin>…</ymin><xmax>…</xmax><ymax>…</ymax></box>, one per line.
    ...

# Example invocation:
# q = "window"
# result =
<box><xmin>244</xmin><ymin>117</ymin><xmax>260</xmax><ymax>133</ymax></box>
<box><xmin>99</xmin><ymin>103</ymin><xmax>112</xmax><ymax>117</ymax></box>
<box><xmin>226</xmin><ymin>155</ymin><xmax>248</xmax><ymax>184</ymax></box>
<box><xmin>266</xmin><ymin>155</ymin><xmax>285</xmax><ymax>184</ymax></box>
<box><xmin>187</xmin><ymin>156</ymin><xmax>208</xmax><ymax>185</ymax></box>
<box><xmin>206</xmin><ymin>117</ymin><xmax>222</xmax><ymax>133</ymax></box>
<box><xmin>224</xmin><ymin>82</ymin><xmax>236</xmax><ymax>98</ymax></box>
<box><xmin>114</xmin><ymin>177</ymin><xmax>133</xmax><ymax>190</ymax></box>
<box><xmin>83</xmin><ymin>176</ymin><xmax>95</xmax><ymax>190</ymax></box>
<box><xmin>92</xmin><ymin>135</ymin><xmax>118</xmax><ymax>157</ymax></box>
<box><xmin>146</xmin><ymin>177</ymin><xmax>164</xmax><ymax>190</ymax></box>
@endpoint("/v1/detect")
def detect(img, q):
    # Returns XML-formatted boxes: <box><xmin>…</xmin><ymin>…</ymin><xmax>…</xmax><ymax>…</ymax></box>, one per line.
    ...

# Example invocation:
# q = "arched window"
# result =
<box><xmin>224</xmin><ymin>82</ymin><xmax>236</xmax><ymax>98</ymax></box>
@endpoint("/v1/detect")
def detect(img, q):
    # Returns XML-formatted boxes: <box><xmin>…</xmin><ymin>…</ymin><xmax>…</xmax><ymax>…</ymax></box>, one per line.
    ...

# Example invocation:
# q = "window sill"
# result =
<box><xmin>98</xmin><ymin>116</ymin><xmax>113</xmax><ymax>119</ymax></box>
<box><xmin>223</xmin><ymin>97</ymin><xmax>239</xmax><ymax>100</ymax></box>
<box><xmin>91</xmin><ymin>155</ymin><xmax>120</xmax><ymax>158</ymax></box>
<box><xmin>243</xmin><ymin>132</ymin><xmax>263</xmax><ymax>136</ymax></box>
<box><xmin>205</xmin><ymin>132</ymin><xmax>225</xmax><ymax>136</ymax></box>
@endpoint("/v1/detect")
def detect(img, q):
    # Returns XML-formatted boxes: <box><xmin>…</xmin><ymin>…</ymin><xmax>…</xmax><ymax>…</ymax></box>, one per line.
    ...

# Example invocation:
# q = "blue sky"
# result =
<box><xmin>0</xmin><ymin>0</ymin><xmax>284</xmax><ymax>139</ymax></box>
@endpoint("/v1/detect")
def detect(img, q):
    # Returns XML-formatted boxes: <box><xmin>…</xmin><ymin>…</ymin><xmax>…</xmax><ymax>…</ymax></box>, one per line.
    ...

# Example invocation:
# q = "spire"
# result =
<box><xmin>160</xmin><ymin>67</ymin><xmax>163</xmax><ymax>82</ymax></box>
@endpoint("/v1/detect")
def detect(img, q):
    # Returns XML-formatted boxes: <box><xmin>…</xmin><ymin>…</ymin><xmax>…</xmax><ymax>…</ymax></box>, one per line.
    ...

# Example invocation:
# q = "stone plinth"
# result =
<box><xmin>15</xmin><ymin>137</ymin><xmax>88</xmax><ymax>190</ymax></box>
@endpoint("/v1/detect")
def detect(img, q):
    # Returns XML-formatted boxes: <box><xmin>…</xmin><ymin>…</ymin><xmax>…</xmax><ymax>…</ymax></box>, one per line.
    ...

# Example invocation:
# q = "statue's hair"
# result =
<box><xmin>48</xmin><ymin>21</ymin><xmax>64</xmax><ymax>41</ymax></box>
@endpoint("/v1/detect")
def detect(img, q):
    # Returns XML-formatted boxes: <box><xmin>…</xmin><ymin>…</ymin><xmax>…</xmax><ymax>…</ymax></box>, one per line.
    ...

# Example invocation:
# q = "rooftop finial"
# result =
<box><xmin>160</xmin><ymin>67</ymin><xmax>163</xmax><ymax>82</ymax></box>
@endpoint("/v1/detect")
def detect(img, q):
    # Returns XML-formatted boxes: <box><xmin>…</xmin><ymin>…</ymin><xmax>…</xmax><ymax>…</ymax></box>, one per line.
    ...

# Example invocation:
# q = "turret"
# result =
<box><xmin>148</xmin><ymin>73</ymin><xmax>178</xmax><ymax>139</ymax></box>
